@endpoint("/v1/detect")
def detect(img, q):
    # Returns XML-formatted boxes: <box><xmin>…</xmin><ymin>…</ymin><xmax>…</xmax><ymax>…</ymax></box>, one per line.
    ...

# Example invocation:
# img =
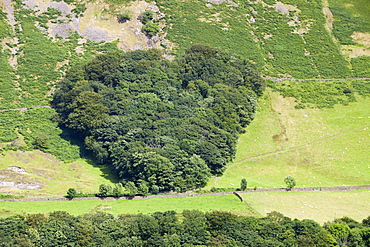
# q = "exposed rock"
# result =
<box><xmin>206</xmin><ymin>0</ymin><xmax>238</xmax><ymax>6</ymax></box>
<box><xmin>8</xmin><ymin>166</ymin><xmax>30</xmax><ymax>174</ymax></box>
<box><xmin>276</xmin><ymin>2</ymin><xmax>289</xmax><ymax>16</ymax></box>
<box><xmin>84</xmin><ymin>26</ymin><xmax>117</xmax><ymax>42</ymax></box>
<box><xmin>49</xmin><ymin>1</ymin><xmax>71</xmax><ymax>16</ymax></box>
<box><xmin>52</xmin><ymin>23</ymin><xmax>74</xmax><ymax>38</ymax></box>
<box><xmin>16</xmin><ymin>182</ymin><xmax>42</xmax><ymax>190</ymax></box>
<box><xmin>0</xmin><ymin>182</ymin><xmax>15</xmax><ymax>187</ymax></box>
<box><xmin>22</xmin><ymin>0</ymin><xmax>38</xmax><ymax>11</ymax></box>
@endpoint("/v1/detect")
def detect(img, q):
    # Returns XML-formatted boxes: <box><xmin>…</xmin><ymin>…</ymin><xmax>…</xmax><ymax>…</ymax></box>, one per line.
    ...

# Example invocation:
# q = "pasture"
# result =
<box><xmin>242</xmin><ymin>190</ymin><xmax>370</xmax><ymax>224</ymax></box>
<box><xmin>0</xmin><ymin>194</ymin><xmax>256</xmax><ymax>217</ymax></box>
<box><xmin>207</xmin><ymin>89</ymin><xmax>370</xmax><ymax>189</ymax></box>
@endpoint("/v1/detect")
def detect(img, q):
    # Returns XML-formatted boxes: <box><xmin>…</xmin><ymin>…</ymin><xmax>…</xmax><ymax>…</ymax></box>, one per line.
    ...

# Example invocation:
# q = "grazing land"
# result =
<box><xmin>207</xmin><ymin>89</ymin><xmax>370</xmax><ymax>189</ymax></box>
<box><xmin>0</xmin><ymin>194</ymin><xmax>257</xmax><ymax>217</ymax></box>
<box><xmin>242</xmin><ymin>190</ymin><xmax>370</xmax><ymax>224</ymax></box>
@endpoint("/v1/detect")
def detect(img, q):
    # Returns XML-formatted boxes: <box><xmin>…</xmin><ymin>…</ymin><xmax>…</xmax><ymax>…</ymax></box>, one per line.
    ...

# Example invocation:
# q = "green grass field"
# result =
<box><xmin>0</xmin><ymin>194</ymin><xmax>257</xmax><ymax>217</ymax></box>
<box><xmin>0</xmin><ymin>150</ymin><xmax>117</xmax><ymax>197</ymax></box>
<box><xmin>242</xmin><ymin>190</ymin><xmax>370</xmax><ymax>224</ymax></box>
<box><xmin>206</xmin><ymin>89</ymin><xmax>370</xmax><ymax>189</ymax></box>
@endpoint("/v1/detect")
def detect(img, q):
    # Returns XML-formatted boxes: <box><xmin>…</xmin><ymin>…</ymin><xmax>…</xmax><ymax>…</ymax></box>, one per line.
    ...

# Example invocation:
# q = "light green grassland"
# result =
<box><xmin>0</xmin><ymin>194</ymin><xmax>256</xmax><ymax>217</ymax></box>
<box><xmin>207</xmin><ymin>90</ymin><xmax>370</xmax><ymax>189</ymax></box>
<box><xmin>0</xmin><ymin>150</ymin><xmax>116</xmax><ymax>197</ymax></box>
<box><xmin>242</xmin><ymin>190</ymin><xmax>370</xmax><ymax>224</ymax></box>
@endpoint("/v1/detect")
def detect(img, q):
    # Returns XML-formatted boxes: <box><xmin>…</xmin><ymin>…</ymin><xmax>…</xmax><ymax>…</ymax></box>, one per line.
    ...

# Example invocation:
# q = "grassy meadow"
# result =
<box><xmin>0</xmin><ymin>194</ymin><xmax>257</xmax><ymax>217</ymax></box>
<box><xmin>207</xmin><ymin>89</ymin><xmax>370</xmax><ymax>189</ymax></box>
<box><xmin>0</xmin><ymin>150</ymin><xmax>116</xmax><ymax>197</ymax></box>
<box><xmin>242</xmin><ymin>190</ymin><xmax>370</xmax><ymax>224</ymax></box>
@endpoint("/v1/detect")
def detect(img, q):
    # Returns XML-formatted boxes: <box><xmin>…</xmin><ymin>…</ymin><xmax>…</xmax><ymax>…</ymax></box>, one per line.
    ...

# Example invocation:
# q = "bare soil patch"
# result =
<box><xmin>340</xmin><ymin>32</ymin><xmax>370</xmax><ymax>58</ymax></box>
<box><xmin>322</xmin><ymin>6</ymin><xmax>333</xmax><ymax>31</ymax></box>
<box><xmin>352</xmin><ymin>32</ymin><xmax>370</xmax><ymax>47</ymax></box>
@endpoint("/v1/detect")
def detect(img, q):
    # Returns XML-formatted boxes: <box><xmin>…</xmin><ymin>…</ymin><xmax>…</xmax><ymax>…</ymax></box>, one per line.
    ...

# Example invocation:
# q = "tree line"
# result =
<box><xmin>53</xmin><ymin>45</ymin><xmax>265</xmax><ymax>193</ymax></box>
<box><xmin>1</xmin><ymin>210</ymin><xmax>370</xmax><ymax>246</ymax></box>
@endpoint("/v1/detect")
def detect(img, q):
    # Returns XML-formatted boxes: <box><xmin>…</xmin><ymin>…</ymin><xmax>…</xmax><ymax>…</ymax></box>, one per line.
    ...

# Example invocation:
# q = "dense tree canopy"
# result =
<box><xmin>53</xmin><ymin>45</ymin><xmax>265</xmax><ymax>192</ymax></box>
<box><xmin>1</xmin><ymin>210</ymin><xmax>369</xmax><ymax>246</ymax></box>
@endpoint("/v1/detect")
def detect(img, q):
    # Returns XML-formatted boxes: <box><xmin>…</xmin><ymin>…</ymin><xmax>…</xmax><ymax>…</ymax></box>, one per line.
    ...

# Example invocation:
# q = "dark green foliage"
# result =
<box><xmin>71</xmin><ymin>3</ymin><xmax>87</xmax><ymax>17</ymax></box>
<box><xmin>363</xmin><ymin>216</ymin><xmax>370</xmax><ymax>227</ymax></box>
<box><xmin>326</xmin><ymin>223</ymin><xmax>351</xmax><ymax>246</ymax></box>
<box><xmin>66</xmin><ymin>188</ymin><xmax>77</xmax><ymax>199</ymax></box>
<box><xmin>4</xmin><ymin>210</ymin><xmax>370</xmax><ymax>246</ymax></box>
<box><xmin>150</xmin><ymin>185</ymin><xmax>160</xmax><ymax>194</ymax></box>
<box><xmin>180</xmin><ymin>210</ymin><xmax>210</xmax><ymax>245</ymax></box>
<box><xmin>53</xmin><ymin>46</ymin><xmax>264</xmax><ymax>191</ymax></box>
<box><xmin>117</xmin><ymin>10</ymin><xmax>132</xmax><ymax>23</ymax></box>
<box><xmin>98</xmin><ymin>184</ymin><xmax>113</xmax><ymax>197</ymax></box>
<box><xmin>138</xmin><ymin>181</ymin><xmax>149</xmax><ymax>196</ymax></box>
<box><xmin>139</xmin><ymin>10</ymin><xmax>159</xmax><ymax>36</ymax></box>
<box><xmin>240</xmin><ymin>178</ymin><xmax>247</xmax><ymax>191</ymax></box>
<box><xmin>142</xmin><ymin>21</ymin><xmax>160</xmax><ymax>37</ymax></box>
<box><xmin>33</xmin><ymin>133</ymin><xmax>49</xmax><ymax>149</ymax></box>
<box><xmin>284</xmin><ymin>176</ymin><xmax>296</xmax><ymax>190</ymax></box>
<box><xmin>112</xmin><ymin>183</ymin><xmax>124</xmax><ymax>197</ymax></box>
<box><xmin>139</xmin><ymin>10</ymin><xmax>154</xmax><ymax>25</ymax></box>
<box><xmin>125</xmin><ymin>181</ymin><xmax>138</xmax><ymax>196</ymax></box>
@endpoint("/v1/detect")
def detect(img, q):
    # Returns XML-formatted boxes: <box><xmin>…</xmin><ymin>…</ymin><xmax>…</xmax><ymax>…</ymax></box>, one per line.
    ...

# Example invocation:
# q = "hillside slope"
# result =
<box><xmin>0</xmin><ymin>0</ymin><xmax>369</xmax><ymax>197</ymax></box>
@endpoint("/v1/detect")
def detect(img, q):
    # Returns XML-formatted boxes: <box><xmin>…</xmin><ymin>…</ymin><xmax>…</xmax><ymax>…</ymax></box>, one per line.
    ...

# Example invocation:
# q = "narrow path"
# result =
<box><xmin>0</xmin><ymin>106</ymin><xmax>51</xmax><ymax>113</ymax></box>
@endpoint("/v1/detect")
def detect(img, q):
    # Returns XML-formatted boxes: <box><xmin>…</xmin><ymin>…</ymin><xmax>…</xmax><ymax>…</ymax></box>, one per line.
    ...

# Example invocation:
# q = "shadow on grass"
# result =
<box><xmin>58</xmin><ymin>125</ymin><xmax>120</xmax><ymax>184</ymax></box>
<box><xmin>84</xmin><ymin>158</ymin><xmax>120</xmax><ymax>184</ymax></box>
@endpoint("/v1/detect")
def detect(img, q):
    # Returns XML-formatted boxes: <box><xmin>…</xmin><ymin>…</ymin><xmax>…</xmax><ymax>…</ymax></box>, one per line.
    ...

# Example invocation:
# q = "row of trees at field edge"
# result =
<box><xmin>1</xmin><ymin>210</ymin><xmax>370</xmax><ymax>246</ymax></box>
<box><xmin>53</xmin><ymin>45</ymin><xmax>265</xmax><ymax>193</ymax></box>
<box><xmin>65</xmin><ymin>177</ymin><xmax>296</xmax><ymax>198</ymax></box>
